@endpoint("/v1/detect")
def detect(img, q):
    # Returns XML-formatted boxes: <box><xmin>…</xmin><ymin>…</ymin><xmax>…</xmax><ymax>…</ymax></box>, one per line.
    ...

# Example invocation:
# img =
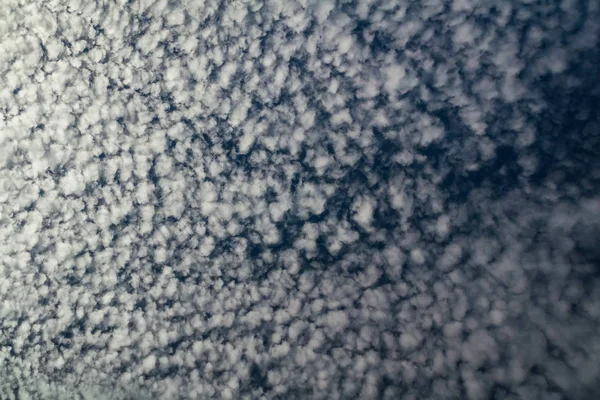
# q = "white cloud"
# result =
<box><xmin>0</xmin><ymin>0</ymin><xmax>598</xmax><ymax>398</ymax></box>
<box><xmin>352</xmin><ymin>195</ymin><xmax>376</xmax><ymax>230</ymax></box>
<box><xmin>399</xmin><ymin>332</ymin><xmax>421</xmax><ymax>352</ymax></box>
<box><xmin>142</xmin><ymin>354</ymin><xmax>157</xmax><ymax>373</ymax></box>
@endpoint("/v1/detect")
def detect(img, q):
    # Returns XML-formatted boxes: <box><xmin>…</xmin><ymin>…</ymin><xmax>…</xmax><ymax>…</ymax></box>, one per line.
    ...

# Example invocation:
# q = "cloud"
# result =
<box><xmin>0</xmin><ymin>0</ymin><xmax>599</xmax><ymax>399</ymax></box>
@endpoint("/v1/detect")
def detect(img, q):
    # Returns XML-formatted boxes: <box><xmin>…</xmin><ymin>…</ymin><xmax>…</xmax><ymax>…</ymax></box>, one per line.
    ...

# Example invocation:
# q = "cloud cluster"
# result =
<box><xmin>1</xmin><ymin>0</ymin><xmax>599</xmax><ymax>398</ymax></box>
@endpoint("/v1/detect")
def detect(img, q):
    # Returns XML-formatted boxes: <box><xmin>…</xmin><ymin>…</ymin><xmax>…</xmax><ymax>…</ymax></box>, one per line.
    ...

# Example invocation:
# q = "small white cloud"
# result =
<box><xmin>142</xmin><ymin>354</ymin><xmax>157</xmax><ymax>373</ymax></box>
<box><xmin>410</xmin><ymin>248</ymin><xmax>426</xmax><ymax>265</ymax></box>
<box><xmin>324</xmin><ymin>310</ymin><xmax>349</xmax><ymax>333</ymax></box>
<box><xmin>352</xmin><ymin>196</ymin><xmax>376</xmax><ymax>230</ymax></box>
<box><xmin>314</xmin><ymin>0</ymin><xmax>335</xmax><ymax>23</ymax></box>
<box><xmin>399</xmin><ymin>332</ymin><xmax>421</xmax><ymax>352</ymax></box>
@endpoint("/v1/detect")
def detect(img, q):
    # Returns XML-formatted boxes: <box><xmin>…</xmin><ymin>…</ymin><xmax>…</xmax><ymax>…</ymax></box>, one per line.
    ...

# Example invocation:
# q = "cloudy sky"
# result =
<box><xmin>0</xmin><ymin>0</ymin><xmax>599</xmax><ymax>398</ymax></box>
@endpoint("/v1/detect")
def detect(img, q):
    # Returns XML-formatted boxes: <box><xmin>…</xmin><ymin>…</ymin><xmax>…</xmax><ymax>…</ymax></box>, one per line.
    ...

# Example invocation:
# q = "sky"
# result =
<box><xmin>0</xmin><ymin>0</ymin><xmax>599</xmax><ymax>399</ymax></box>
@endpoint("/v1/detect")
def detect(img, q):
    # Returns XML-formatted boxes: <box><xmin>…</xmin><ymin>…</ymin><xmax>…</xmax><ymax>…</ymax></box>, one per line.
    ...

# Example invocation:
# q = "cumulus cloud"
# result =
<box><xmin>0</xmin><ymin>0</ymin><xmax>599</xmax><ymax>399</ymax></box>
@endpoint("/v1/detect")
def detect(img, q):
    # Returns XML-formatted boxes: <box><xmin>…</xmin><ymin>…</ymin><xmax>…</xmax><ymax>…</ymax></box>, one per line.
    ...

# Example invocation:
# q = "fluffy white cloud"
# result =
<box><xmin>0</xmin><ymin>0</ymin><xmax>598</xmax><ymax>399</ymax></box>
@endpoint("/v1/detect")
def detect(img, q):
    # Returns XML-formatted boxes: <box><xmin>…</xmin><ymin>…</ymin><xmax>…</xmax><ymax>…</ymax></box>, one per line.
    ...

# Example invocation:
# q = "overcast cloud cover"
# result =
<box><xmin>0</xmin><ymin>0</ymin><xmax>599</xmax><ymax>398</ymax></box>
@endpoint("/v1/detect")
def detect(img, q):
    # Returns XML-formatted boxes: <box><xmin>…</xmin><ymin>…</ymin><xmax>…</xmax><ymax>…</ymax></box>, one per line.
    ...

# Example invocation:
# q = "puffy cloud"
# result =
<box><xmin>0</xmin><ymin>0</ymin><xmax>599</xmax><ymax>398</ymax></box>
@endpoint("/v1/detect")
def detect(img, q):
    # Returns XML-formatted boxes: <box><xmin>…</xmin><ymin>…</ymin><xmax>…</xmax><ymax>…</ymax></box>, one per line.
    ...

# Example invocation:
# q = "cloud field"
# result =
<box><xmin>0</xmin><ymin>0</ymin><xmax>599</xmax><ymax>398</ymax></box>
